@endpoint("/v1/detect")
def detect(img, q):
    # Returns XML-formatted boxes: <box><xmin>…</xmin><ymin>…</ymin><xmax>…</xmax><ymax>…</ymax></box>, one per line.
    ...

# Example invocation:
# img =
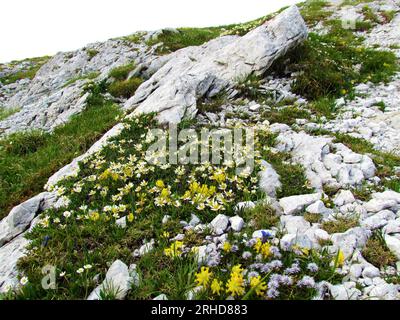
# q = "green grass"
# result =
<box><xmin>143</xmin><ymin>6</ymin><xmax>285</xmax><ymax>55</ymax></box>
<box><xmin>308</xmin><ymin>97</ymin><xmax>338</xmax><ymax>119</ymax></box>
<box><xmin>373</xmin><ymin>101</ymin><xmax>386</xmax><ymax>112</ymax></box>
<box><xmin>257</xmin><ymin>132</ymin><xmax>314</xmax><ymax>198</ymax></box>
<box><xmin>341</xmin><ymin>0</ymin><xmax>374</xmax><ymax>6</ymax></box>
<box><xmin>0</xmin><ymin>82</ymin><xmax>122</xmax><ymax>219</ymax></box>
<box><xmin>86</xmin><ymin>49</ymin><xmax>99</xmax><ymax>60</ymax></box>
<box><xmin>107</xmin><ymin>63</ymin><xmax>143</xmax><ymax>99</ymax></box>
<box><xmin>108</xmin><ymin>78</ymin><xmax>143</xmax><ymax>99</ymax></box>
<box><xmin>241</xmin><ymin>203</ymin><xmax>279</xmax><ymax>230</ymax></box>
<box><xmin>304</xmin><ymin>212</ymin><xmax>323</xmax><ymax>224</ymax></box>
<box><xmin>129</xmin><ymin>251</ymin><xmax>198</xmax><ymax>300</ymax></box>
<box><xmin>146</xmin><ymin>27</ymin><xmax>225</xmax><ymax>55</ymax></box>
<box><xmin>361</xmin><ymin>6</ymin><xmax>381</xmax><ymax>24</ymax></box>
<box><xmin>108</xmin><ymin>63</ymin><xmax>136</xmax><ymax>81</ymax></box>
<box><xmin>0</xmin><ymin>56</ymin><xmax>50</xmax><ymax>85</ymax></box>
<box><xmin>0</xmin><ymin>107</ymin><xmax>20</xmax><ymax>121</ymax></box>
<box><xmin>299</xmin><ymin>0</ymin><xmax>332</xmax><ymax>26</ymax></box>
<box><xmin>197</xmin><ymin>92</ymin><xmax>227</xmax><ymax>114</ymax></box>
<box><xmin>270</xmin><ymin>26</ymin><xmax>398</xmax><ymax>100</ymax></box>
<box><xmin>262</xmin><ymin>106</ymin><xmax>311</xmax><ymax>125</ymax></box>
<box><xmin>62</xmin><ymin>72</ymin><xmax>100</xmax><ymax>88</ymax></box>
<box><xmin>381</xmin><ymin>10</ymin><xmax>397</xmax><ymax>23</ymax></box>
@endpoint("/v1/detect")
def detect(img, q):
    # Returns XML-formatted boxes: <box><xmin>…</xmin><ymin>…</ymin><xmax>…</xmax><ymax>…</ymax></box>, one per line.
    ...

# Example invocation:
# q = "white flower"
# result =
<box><xmin>77</xmin><ymin>268</ymin><xmax>84</xmax><ymax>274</ymax></box>
<box><xmin>84</xmin><ymin>264</ymin><xmax>93</xmax><ymax>270</ymax></box>
<box><xmin>4</xmin><ymin>284</ymin><xmax>12</xmax><ymax>292</ymax></box>
<box><xmin>59</xmin><ymin>271</ymin><xmax>66</xmax><ymax>277</ymax></box>
<box><xmin>63</xmin><ymin>211</ymin><xmax>71</xmax><ymax>218</ymax></box>
<box><xmin>20</xmin><ymin>276</ymin><xmax>29</xmax><ymax>286</ymax></box>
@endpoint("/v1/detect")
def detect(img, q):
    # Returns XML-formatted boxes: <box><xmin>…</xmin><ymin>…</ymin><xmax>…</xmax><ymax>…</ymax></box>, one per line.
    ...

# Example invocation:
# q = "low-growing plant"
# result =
<box><xmin>308</xmin><ymin>97</ymin><xmax>337</xmax><ymax>119</ymax></box>
<box><xmin>300</xmin><ymin>0</ymin><xmax>332</xmax><ymax>26</ymax></box>
<box><xmin>0</xmin><ymin>130</ymin><xmax>50</xmax><ymax>156</ymax></box>
<box><xmin>108</xmin><ymin>63</ymin><xmax>136</xmax><ymax>81</ymax></box>
<box><xmin>197</xmin><ymin>92</ymin><xmax>227</xmax><ymax>114</ymax></box>
<box><xmin>146</xmin><ymin>27</ymin><xmax>223</xmax><ymax>54</ymax></box>
<box><xmin>108</xmin><ymin>78</ymin><xmax>143</xmax><ymax>99</ymax></box>
<box><xmin>270</xmin><ymin>29</ymin><xmax>398</xmax><ymax>100</ymax></box>
<box><xmin>362</xmin><ymin>231</ymin><xmax>397</xmax><ymax>268</ymax></box>
<box><xmin>0</xmin><ymin>107</ymin><xmax>20</xmax><ymax>121</ymax></box>
<box><xmin>86</xmin><ymin>49</ymin><xmax>99</xmax><ymax>60</ymax></box>
<box><xmin>380</xmin><ymin>10</ymin><xmax>397</xmax><ymax>23</ymax></box>
<box><xmin>63</xmin><ymin>72</ymin><xmax>100</xmax><ymax>88</ymax></box>
<box><xmin>322</xmin><ymin>215</ymin><xmax>359</xmax><ymax>234</ymax></box>
<box><xmin>242</xmin><ymin>203</ymin><xmax>279</xmax><ymax>230</ymax></box>
<box><xmin>304</xmin><ymin>212</ymin><xmax>323</xmax><ymax>224</ymax></box>
<box><xmin>262</xmin><ymin>106</ymin><xmax>311</xmax><ymax>125</ymax></box>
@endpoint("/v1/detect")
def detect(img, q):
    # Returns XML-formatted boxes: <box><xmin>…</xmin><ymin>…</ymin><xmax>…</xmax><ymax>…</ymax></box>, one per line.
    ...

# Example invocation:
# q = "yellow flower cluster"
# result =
<box><xmin>254</xmin><ymin>238</ymin><xmax>271</xmax><ymax>258</ymax></box>
<box><xmin>193</xmin><ymin>264</ymin><xmax>248</xmax><ymax>298</ymax></box>
<box><xmin>164</xmin><ymin>241</ymin><xmax>184</xmax><ymax>258</ymax></box>
<box><xmin>249</xmin><ymin>276</ymin><xmax>267</xmax><ymax>297</ymax></box>
<box><xmin>226</xmin><ymin>265</ymin><xmax>245</xmax><ymax>297</ymax></box>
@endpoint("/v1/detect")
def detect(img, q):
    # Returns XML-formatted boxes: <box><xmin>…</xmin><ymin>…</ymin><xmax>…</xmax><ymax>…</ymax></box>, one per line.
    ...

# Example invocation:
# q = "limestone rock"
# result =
<box><xmin>0</xmin><ymin>192</ymin><xmax>53</xmax><ymax>247</ymax></box>
<box><xmin>279</xmin><ymin>193</ymin><xmax>321</xmax><ymax>215</ymax></box>
<box><xmin>385</xmin><ymin>235</ymin><xmax>400</xmax><ymax>260</ymax></box>
<box><xmin>210</xmin><ymin>214</ymin><xmax>230</xmax><ymax>234</ymax></box>
<box><xmin>258</xmin><ymin>160</ymin><xmax>281</xmax><ymax>198</ymax></box>
<box><xmin>87</xmin><ymin>260</ymin><xmax>133</xmax><ymax>300</ymax></box>
<box><xmin>229</xmin><ymin>216</ymin><xmax>244</xmax><ymax>232</ymax></box>
<box><xmin>0</xmin><ymin>234</ymin><xmax>29</xmax><ymax>293</ymax></box>
<box><xmin>124</xmin><ymin>6</ymin><xmax>308</xmax><ymax>123</ymax></box>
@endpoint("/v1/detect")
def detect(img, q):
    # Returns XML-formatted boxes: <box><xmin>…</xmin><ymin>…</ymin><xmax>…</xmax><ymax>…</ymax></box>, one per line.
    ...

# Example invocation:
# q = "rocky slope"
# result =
<box><xmin>0</xmin><ymin>0</ymin><xmax>400</xmax><ymax>300</ymax></box>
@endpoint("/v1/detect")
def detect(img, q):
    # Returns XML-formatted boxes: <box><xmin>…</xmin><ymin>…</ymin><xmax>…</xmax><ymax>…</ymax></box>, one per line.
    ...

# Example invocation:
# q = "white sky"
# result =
<box><xmin>1</xmin><ymin>0</ymin><xmax>302</xmax><ymax>63</ymax></box>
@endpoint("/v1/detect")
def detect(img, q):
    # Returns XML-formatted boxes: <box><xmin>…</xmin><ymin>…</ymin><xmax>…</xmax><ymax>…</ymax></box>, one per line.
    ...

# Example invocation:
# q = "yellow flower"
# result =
<box><xmin>162</xmin><ymin>231</ymin><xmax>170</xmax><ymax>238</ymax></box>
<box><xmin>231</xmin><ymin>264</ymin><xmax>244</xmax><ymax>275</ymax></box>
<box><xmin>337</xmin><ymin>249</ymin><xmax>345</xmax><ymax>267</ymax></box>
<box><xmin>223</xmin><ymin>242</ymin><xmax>232</xmax><ymax>252</ymax></box>
<box><xmin>156</xmin><ymin>180</ymin><xmax>165</xmax><ymax>188</ymax></box>
<box><xmin>226</xmin><ymin>272</ymin><xmax>245</xmax><ymax>297</ymax></box>
<box><xmin>211</xmin><ymin>172</ymin><xmax>226</xmax><ymax>183</ymax></box>
<box><xmin>127</xmin><ymin>212</ymin><xmax>134</xmax><ymax>223</ymax></box>
<box><xmin>207</xmin><ymin>199</ymin><xmax>224</xmax><ymax>212</ymax></box>
<box><xmin>160</xmin><ymin>188</ymin><xmax>170</xmax><ymax>198</ymax></box>
<box><xmin>211</xmin><ymin>279</ymin><xmax>223</xmax><ymax>295</ymax></box>
<box><xmin>89</xmin><ymin>211</ymin><xmax>100</xmax><ymax>221</ymax></box>
<box><xmin>123</xmin><ymin>166</ymin><xmax>133</xmax><ymax>177</ymax></box>
<box><xmin>293</xmin><ymin>245</ymin><xmax>309</xmax><ymax>256</ymax></box>
<box><xmin>250</xmin><ymin>276</ymin><xmax>267</xmax><ymax>296</ymax></box>
<box><xmin>99</xmin><ymin>169</ymin><xmax>119</xmax><ymax>181</ymax></box>
<box><xmin>195</xmin><ymin>267</ymin><xmax>212</xmax><ymax>287</ymax></box>
<box><xmin>254</xmin><ymin>238</ymin><xmax>271</xmax><ymax>258</ymax></box>
<box><xmin>164</xmin><ymin>241</ymin><xmax>183</xmax><ymax>258</ymax></box>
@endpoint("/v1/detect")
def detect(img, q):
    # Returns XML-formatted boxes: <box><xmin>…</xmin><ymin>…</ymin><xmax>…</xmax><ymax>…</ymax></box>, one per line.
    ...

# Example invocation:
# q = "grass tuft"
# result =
<box><xmin>362</xmin><ymin>231</ymin><xmax>397</xmax><ymax>269</ymax></box>
<box><xmin>322</xmin><ymin>216</ymin><xmax>359</xmax><ymax>234</ymax></box>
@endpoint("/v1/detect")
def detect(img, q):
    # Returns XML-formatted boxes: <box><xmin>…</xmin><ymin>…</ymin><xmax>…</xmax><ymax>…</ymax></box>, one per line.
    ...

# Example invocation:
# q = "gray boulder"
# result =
<box><xmin>87</xmin><ymin>260</ymin><xmax>133</xmax><ymax>300</ymax></box>
<box><xmin>124</xmin><ymin>6</ymin><xmax>308</xmax><ymax>123</ymax></box>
